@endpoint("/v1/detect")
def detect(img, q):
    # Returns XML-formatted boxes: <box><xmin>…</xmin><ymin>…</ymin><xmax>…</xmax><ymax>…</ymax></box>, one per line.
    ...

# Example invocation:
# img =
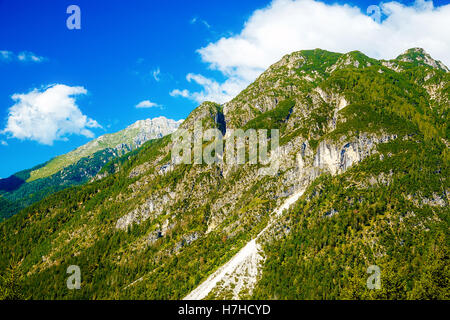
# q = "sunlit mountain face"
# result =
<box><xmin>0</xmin><ymin>0</ymin><xmax>449</xmax><ymax>302</ymax></box>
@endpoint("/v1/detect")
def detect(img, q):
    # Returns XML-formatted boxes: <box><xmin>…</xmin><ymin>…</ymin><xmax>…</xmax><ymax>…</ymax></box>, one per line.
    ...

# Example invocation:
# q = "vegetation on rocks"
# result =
<box><xmin>0</xmin><ymin>48</ymin><xmax>448</xmax><ymax>300</ymax></box>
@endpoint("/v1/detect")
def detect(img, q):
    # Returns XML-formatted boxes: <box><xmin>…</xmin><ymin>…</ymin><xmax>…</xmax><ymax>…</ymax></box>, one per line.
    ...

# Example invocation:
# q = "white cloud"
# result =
<box><xmin>0</xmin><ymin>50</ymin><xmax>46</xmax><ymax>63</ymax></box>
<box><xmin>170</xmin><ymin>89</ymin><xmax>190</xmax><ymax>98</ymax></box>
<box><xmin>174</xmin><ymin>0</ymin><xmax>450</xmax><ymax>104</ymax></box>
<box><xmin>0</xmin><ymin>50</ymin><xmax>13</xmax><ymax>61</ymax></box>
<box><xmin>17</xmin><ymin>51</ymin><xmax>45</xmax><ymax>63</ymax></box>
<box><xmin>1</xmin><ymin>140</ymin><xmax>7</xmax><ymax>146</ymax></box>
<box><xmin>2</xmin><ymin>84</ymin><xmax>101</xmax><ymax>145</ymax></box>
<box><xmin>135</xmin><ymin>100</ymin><xmax>161</xmax><ymax>108</ymax></box>
<box><xmin>171</xmin><ymin>73</ymin><xmax>246</xmax><ymax>104</ymax></box>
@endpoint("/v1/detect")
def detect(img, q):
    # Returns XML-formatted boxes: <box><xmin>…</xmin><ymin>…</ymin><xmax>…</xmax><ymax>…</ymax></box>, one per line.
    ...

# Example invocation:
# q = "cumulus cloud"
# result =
<box><xmin>173</xmin><ymin>0</ymin><xmax>450</xmax><ymax>104</ymax></box>
<box><xmin>2</xmin><ymin>84</ymin><xmax>101</xmax><ymax>145</ymax></box>
<box><xmin>135</xmin><ymin>100</ymin><xmax>161</xmax><ymax>108</ymax></box>
<box><xmin>1</xmin><ymin>140</ymin><xmax>7</xmax><ymax>146</ymax></box>
<box><xmin>171</xmin><ymin>73</ymin><xmax>246</xmax><ymax>104</ymax></box>
<box><xmin>0</xmin><ymin>50</ymin><xmax>46</xmax><ymax>63</ymax></box>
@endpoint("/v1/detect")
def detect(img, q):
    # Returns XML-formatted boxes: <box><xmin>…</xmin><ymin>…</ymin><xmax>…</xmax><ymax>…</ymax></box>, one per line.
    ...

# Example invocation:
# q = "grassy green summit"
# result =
<box><xmin>27</xmin><ymin>129</ymin><xmax>138</xmax><ymax>182</ymax></box>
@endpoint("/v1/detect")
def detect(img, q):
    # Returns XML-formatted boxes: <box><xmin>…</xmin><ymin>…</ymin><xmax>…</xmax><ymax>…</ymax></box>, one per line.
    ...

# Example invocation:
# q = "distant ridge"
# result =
<box><xmin>27</xmin><ymin>116</ymin><xmax>183</xmax><ymax>182</ymax></box>
<box><xmin>0</xmin><ymin>116</ymin><xmax>182</xmax><ymax>220</ymax></box>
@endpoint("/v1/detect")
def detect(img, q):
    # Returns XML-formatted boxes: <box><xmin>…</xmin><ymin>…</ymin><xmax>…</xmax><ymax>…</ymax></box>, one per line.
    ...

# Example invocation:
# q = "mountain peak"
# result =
<box><xmin>130</xmin><ymin>116</ymin><xmax>183</xmax><ymax>146</ymax></box>
<box><xmin>128</xmin><ymin>116</ymin><xmax>184</xmax><ymax>130</ymax></box>
<box><xmin>181</xmin><ymin>101</ymin><xmax>224</xmax><ymax>131</ymax></box>
<box><xmin>396</xmin><ymin>47</ymin><xmax>449</xmax><ymax>72</ymax></box>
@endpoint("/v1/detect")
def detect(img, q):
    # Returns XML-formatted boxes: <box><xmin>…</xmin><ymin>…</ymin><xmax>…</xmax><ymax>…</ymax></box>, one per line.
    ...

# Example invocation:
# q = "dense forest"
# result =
<box><xmin>253</xmin><ymin>139</ymin><xmax>449</xmax><ymax>299</ymax></box>
<box><xmin>0</xmin><ymin>148</ymin><xmax>125</xmax><ymax>221</ymax></box>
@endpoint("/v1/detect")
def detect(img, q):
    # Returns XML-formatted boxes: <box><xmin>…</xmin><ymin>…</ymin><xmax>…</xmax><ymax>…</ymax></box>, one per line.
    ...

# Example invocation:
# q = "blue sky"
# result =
<box><xmin>0</xmin><ymin>0</ymin><xmax>449</xmax><ymax>178</ymax></box>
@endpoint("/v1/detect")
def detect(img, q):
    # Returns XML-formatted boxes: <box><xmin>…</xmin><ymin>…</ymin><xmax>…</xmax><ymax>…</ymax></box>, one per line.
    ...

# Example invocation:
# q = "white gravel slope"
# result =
<box><xmin>183</xmin><ymin>188</ymin><xmax>305</xmax><ymax>300</ymax></box>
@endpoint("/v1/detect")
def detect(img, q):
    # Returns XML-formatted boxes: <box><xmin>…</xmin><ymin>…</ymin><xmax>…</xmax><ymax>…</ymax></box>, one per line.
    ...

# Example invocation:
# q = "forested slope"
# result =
<box><xmin>0</xmin><ymin>48</ymin><xmax>448</xmax><ymax>300</ymax></box>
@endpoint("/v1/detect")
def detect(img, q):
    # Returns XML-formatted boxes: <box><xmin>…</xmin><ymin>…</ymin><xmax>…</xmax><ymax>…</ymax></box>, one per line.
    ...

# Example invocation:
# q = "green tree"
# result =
<box><xmin>0</xmin><ymin>259</ymin><xmax>25</xmax><ymax>300</ymax></box>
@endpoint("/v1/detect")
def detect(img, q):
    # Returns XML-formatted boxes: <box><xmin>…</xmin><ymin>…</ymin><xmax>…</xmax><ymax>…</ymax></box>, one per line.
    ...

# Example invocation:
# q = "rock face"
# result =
<box><xmin>115</xmin><ymin>191</ymin><xmax>175</xmax><ymax>230</ymax></box>
<box><xmin>130</xmin><ymin>117</ymin><xmax>184</xmax><ymax>146</ymax></box>
<box><xmin>313</xmin><ymin>134</ymin><xmax>398</xmax><ymax>175</ymax></box>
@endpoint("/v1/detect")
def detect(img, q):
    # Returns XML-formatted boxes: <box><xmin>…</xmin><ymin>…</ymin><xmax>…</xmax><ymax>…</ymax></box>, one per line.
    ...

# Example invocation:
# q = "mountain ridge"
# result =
<box><xmin>0</xmin><ymin>48</ymin><xmax>448</xmax><ymax>300</ymax></box>
<box><xmin>27</xmin><ymin>116</ymin><xmax>183</xmax><ymax>182</ymax></box>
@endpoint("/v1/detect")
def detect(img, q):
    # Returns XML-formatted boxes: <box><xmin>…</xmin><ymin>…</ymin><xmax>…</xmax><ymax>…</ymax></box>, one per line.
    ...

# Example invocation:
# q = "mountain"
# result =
<box><xmin>27</xmin><ymin>116</ymin><xmax>184</xmax><ymax>182</ymax></box>
<box><xmin>0</xmin><ymin>116</ymin><xmax>182</xmax><ymax>221</ymax></box>
<box><xmin>0</xmin><ymin>48</ymin><xmax>448</xmax><ymax>300</ymax></box>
